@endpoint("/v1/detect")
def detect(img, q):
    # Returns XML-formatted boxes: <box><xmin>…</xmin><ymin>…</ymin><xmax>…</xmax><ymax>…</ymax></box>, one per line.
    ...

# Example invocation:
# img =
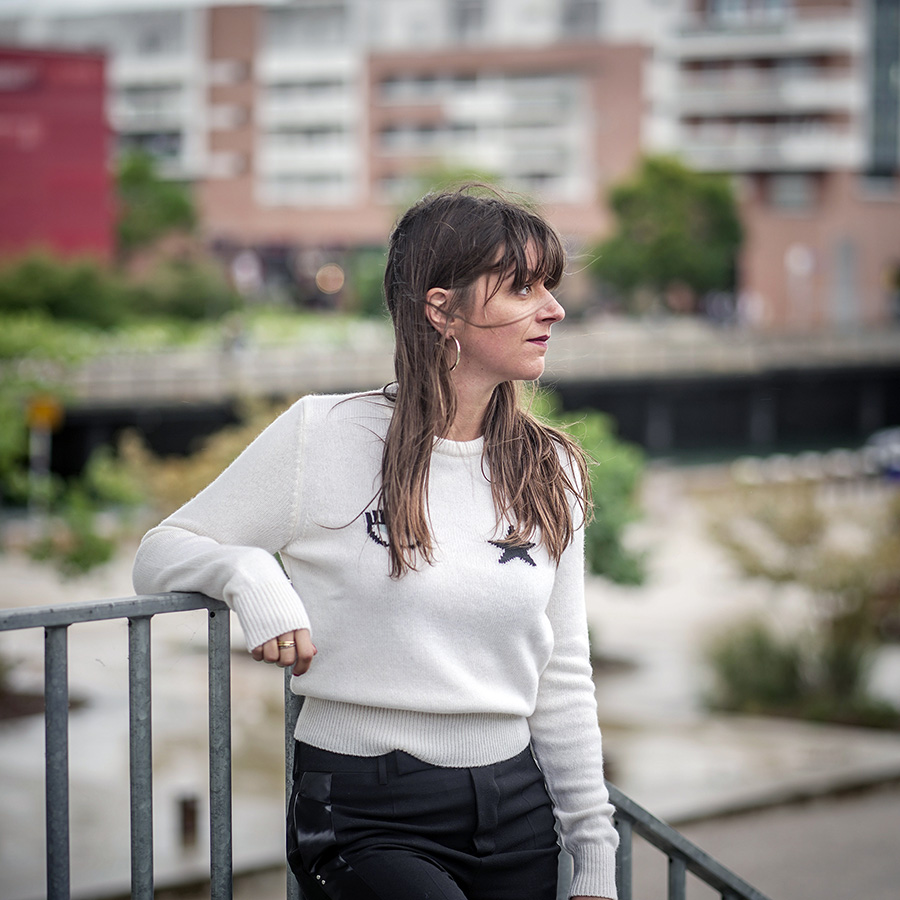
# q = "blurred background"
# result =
<box><xmin>0</xmin><ymin>0</ymin><xmax>899</xmax><ymax>898</ymax></box>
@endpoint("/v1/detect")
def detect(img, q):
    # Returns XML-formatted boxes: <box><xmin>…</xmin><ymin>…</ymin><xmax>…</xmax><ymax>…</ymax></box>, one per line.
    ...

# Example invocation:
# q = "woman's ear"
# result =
<box><xmin>424</xmin><ymin>287</ymin><xmax>453</xmax><ymax>335</ymax></box>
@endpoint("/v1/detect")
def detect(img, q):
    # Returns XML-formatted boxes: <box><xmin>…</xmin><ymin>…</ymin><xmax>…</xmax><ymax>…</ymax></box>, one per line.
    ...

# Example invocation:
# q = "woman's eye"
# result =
<box><xmin>517</xmin><ymin>284</ymin><xmax>533</xmax><ymax>297</ymax></box>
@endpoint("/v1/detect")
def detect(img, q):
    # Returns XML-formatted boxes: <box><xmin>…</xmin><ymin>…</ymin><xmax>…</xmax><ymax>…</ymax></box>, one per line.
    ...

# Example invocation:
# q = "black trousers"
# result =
<box><xmin>287</xmin><ymin>741</ymin><xmax>560</xmax><ymax>900</ymax></box>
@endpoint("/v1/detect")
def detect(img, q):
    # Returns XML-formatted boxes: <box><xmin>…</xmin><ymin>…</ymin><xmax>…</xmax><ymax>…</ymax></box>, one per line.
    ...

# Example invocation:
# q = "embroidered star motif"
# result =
<box><xmin>490</xmin><ymin>526</ymin><xmax>537</xmax><ymax>567</ymax></box>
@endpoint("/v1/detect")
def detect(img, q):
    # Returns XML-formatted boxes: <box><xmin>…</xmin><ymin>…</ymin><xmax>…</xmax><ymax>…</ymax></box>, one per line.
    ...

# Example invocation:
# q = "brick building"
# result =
<box><xmin>0</xmin><ymin>45</ymin><xmax>113</xmax><ymax>261</ymax></box>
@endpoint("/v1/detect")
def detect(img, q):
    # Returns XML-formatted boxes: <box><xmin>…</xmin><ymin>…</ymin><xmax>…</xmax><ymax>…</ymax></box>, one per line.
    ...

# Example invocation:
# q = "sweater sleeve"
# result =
<box><xmin>132</xmin><ymin>400</ymin><xmax>311</xmax><ymax>652</ymax></box>
<box><xmin>528</xmin><ymin>521</ymin><xmax>619</xmax><ymax>900</ymax></box>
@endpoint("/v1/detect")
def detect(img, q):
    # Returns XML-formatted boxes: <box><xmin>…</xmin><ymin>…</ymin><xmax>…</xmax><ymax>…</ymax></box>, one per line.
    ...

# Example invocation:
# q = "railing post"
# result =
<box><xmin>44</xmin><ymin>625</ymin><xmax>70</xmax><ymax>900</ymax></box>
<box><xmin>128</xmin><ymin>615</ymin><xmax>154</xmax><ymax>900</ymax></box>
<box><xmin>208</xmin><ymin>607</ymin><xmax>233</xmax><ymax>900</ymax></box>
<box><xmin>285</xmin><ymin>672</ymin><xmax>304</xmax><ymax>900</ymax></box>
<box><xmin>615</xmin><ymin>815</ymin><xmax>633</xmax><ymax>900</ymax></box>
<box><xmin>668</xmin><ymin>854</ymin><xmax>687</xmax><ymax>900</ymax></box>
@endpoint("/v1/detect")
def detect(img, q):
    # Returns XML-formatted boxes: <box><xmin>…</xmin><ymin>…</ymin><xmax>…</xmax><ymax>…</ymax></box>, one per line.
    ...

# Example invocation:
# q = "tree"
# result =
<box><xmin>116</xmin><ymin>150</ymin><xmax>196</xmax><ymax>255</ymax></box>
<box><xmin>590</xmin><ymin>155</ymin><xmax>743</xmax><ymax>312</ymax></box>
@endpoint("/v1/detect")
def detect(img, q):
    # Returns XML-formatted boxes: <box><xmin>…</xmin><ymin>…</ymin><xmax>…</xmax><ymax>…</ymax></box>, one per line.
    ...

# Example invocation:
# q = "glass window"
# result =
<box><xmin>450</xmin><ymin>0</ymin><xmax>485</xmax><ymax>43</ymax></box>
<box><xmin>561</xmin><ymin>0</ymin><xmax>601</xmax><ymax>38</ymax></box>
<box><xmin>265</xmin><ymin>3</ymin><xmax>348</xmax><ymax>50</ymax></box>
<box><xmin>768</xmin><ymin>173</ymin><xmax>817</xmax><ymax>210</ymax></box>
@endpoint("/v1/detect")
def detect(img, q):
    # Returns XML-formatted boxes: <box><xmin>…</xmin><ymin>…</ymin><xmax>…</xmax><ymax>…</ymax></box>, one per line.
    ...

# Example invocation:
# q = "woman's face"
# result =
<box><xmin>451</xmin><ymin>242</ymin><xmax>565</xmax><ymax>394</ymax></box>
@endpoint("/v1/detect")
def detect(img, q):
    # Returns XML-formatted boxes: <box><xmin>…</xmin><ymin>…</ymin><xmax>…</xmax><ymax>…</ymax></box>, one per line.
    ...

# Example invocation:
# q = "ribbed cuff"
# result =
<box><xmin>227</xmin><ymin>579</ymin><xmax>311</xmax><ymax>651</ymax></box>
<box><xmin>570</xmin><ymin>843</ymin><xmax>619</xmax><ymax>900</ymax></box>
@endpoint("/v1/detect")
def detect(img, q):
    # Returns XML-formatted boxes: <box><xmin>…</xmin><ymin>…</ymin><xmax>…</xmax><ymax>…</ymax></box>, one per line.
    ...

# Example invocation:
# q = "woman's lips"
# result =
<box><xmin>527</xmin><ymin>335</ymin><xmax>550</xmax><ymax>348</ymax></box>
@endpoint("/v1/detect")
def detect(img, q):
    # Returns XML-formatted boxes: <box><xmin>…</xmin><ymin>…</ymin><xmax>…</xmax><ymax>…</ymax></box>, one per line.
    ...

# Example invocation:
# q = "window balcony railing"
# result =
<box><xmin>0</xmin><ymin>593</ymin><xmax>772</xmax><ymax>900</ymax></box>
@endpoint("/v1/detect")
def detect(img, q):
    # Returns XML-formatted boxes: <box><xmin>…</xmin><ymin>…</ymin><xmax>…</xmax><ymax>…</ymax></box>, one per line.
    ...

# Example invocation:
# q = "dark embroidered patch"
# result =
<box><xmin>490</xmin><ymin>526</ymin><xmax>537</xmax><ymax>567</ymax></box>
<box><xmin>365</xmin><ymin>509</ymin><xmax>389</xmax><ymax>547</ymax></box>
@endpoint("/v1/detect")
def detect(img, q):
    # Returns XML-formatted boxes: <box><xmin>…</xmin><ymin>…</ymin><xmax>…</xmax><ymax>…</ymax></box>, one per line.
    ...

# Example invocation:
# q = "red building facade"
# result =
<box><xmin>0</xmin><ymin>46</ymin><xmax>113</xmax><ymax>262</ymax></box>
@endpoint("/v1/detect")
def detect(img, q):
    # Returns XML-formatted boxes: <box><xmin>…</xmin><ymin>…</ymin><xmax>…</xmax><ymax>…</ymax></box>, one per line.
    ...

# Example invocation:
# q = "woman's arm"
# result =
<box><xmin>133</xmin><ymin>400</ymin><xmax>312</xmax><ymax>653</ymax></box>
<box><xmin>528</xmin><ymin>522</ymin><xmax>619</xmax><ymax>900</ymax></box>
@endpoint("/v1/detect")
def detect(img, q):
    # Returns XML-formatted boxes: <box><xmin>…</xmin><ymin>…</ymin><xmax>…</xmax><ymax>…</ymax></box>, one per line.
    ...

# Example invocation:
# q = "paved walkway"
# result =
<box><xmin>1</xmin><ymin>465</ymin><xmax>899</xmax><ymax>899</ymax></box>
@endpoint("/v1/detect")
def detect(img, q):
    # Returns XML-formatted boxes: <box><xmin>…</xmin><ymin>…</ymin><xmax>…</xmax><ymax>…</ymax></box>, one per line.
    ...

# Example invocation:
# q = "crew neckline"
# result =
<box><xmin>432</xmin><ymin>434</ymin><xmax>485</xmax><ymax>458</ymax></box>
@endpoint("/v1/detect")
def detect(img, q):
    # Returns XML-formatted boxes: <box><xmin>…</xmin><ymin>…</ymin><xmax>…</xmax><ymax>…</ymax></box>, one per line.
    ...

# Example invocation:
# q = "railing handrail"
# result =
<box><xmin>0</xmin><ymin>590</ymin><xmax>227</xmax><ymax>631</ymax></box>
<box><xmin>607</xmin><ymin>784</ymin><xmax>772</xmax><ymax>900</ymax></box>
<box><xmin>2</xmin><ymin>592</ymin><xmax>773</xmax><ymax>900</ymax></box>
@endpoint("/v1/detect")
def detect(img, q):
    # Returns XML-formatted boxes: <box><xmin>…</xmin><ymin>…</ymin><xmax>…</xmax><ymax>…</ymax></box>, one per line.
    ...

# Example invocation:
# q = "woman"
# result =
<box><xmin>133</xmin><ymin>186</ymin><xmax>618</xmax><ymax>900</ymax></box>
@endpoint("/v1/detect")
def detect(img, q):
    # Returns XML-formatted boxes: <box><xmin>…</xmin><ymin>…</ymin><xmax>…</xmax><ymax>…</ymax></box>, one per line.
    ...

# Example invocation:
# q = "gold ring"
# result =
<box><xmin>277</xmin><ymin>640</ymin><xmax>296</xmax><ymax>649</ymax></box>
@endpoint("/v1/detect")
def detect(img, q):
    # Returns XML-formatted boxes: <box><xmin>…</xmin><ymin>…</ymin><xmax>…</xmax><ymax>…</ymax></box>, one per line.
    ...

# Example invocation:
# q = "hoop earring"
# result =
<box><xmin>448</xmin><ymin>335</ymin><xmax>461</xmax><ymax>372</ymax></box>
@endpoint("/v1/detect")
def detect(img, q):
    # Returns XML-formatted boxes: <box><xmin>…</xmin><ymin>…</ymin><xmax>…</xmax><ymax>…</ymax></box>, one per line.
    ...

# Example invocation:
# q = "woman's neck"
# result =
<box><xmin>443</xmin><ymin>378</ymin><xmax>494</xmax><ymax>442</ymax></box>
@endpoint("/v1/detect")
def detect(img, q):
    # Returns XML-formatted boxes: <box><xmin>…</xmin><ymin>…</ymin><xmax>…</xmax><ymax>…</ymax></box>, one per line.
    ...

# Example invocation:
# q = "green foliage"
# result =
<box><xmin>116</xmin><ymin>151</ymin><xmax>196</xmax><ymax>253</ymax></box>
<box><xmin>706</xmin><ymin>620</ymin><xmax>806</xmax><ymax>713</ymax></box>
<box><xmin>705</xmin><ymin>618</ymin><xmax>900</xmax><ymax>729</ymax></box>
<box><xmin>533</xmin><ymin>390</ymin><xmax>645</xmax><ymax>584</ymax></box>
<box><xmin>132</xmin><ymin>258</ymin><xmax>242</xmax><ymax>321</ymax></box>
<box><xmin>0</xmin><ymin>314</ymin><xmax>98</xmax><ymax>505</ymax></box>
<box><xmin>705</xmin><ymin>481</ymin><xmax>900</xmax><ymax>729</ymax></box>
<box><xmin>23</xmin><ymin>447</ymin><xmax>144</xmax><ymax>577</ymax></box>
<box><xmin>344</xmin><ymin>248</ymin><xmax>388</xmax><ymax>318</ymax></box>
<box><xmin>591</xmin><ymin>155</ymin><xmax>743</xmax><ymax>305</ymax></box>
<box><xmin>0</xmin><ymin>253</ymin><xmax>128</xmax><ymax>329</ymax></box>
<box><xmin>27</xmin><ymin>485</ymin><xmax>117</xmax><ymax>578</ymax></box>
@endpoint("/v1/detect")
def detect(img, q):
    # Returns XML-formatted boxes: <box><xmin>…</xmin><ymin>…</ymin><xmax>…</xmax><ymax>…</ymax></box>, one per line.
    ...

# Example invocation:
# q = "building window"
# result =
<box><xmin>706</xmin><ymin>0</ymin><xmax>787</xmax><ymax>26</ymax></box>
<box><xmin>259</xmin><ymin>173</ymin><xmax>352</xmax><ymax>207</ymax></box>
<box><xmin>561</xmin><ymin>0</ymin><xmax>601</xmax><ymax>38</ymax></box>
<box><xmin>264</xmin><ymin>3</ymin><xmax>348</xmax><ymax>50</ymax></box>
<box><xmin>768</xmin><ymin>173</ymin><xmax>817</xmax><ymax>210</ymax></box>
<box><xmin>118</xmin><ymin>131</ymin><xmax>182</xmax><ymax>161</ymax></box>
<box><xmin>450</xmin><ymin>0</ymin><xmax>486</xmax><ymax>43</ymax></box>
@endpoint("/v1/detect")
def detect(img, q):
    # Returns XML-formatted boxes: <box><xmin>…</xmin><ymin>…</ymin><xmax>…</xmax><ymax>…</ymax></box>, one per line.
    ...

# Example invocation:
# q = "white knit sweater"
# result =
<box><xmin>133</xmin><ymin>392</ymin><xmax>618</xmax><ymax>899</ymax></box>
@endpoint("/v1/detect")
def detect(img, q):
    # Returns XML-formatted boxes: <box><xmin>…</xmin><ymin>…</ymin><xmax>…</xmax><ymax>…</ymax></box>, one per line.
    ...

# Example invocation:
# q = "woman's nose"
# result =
<box><xmin>539</xmin><ymin>289</ymin><xmax>565</xmax><ymax>324</ymax></box>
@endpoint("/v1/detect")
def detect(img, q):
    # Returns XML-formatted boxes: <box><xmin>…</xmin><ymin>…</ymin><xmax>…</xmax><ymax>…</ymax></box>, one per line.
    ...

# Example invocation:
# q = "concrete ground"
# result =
<box><xmin>1</xmin><ymin>465</ymin><xmax>899</xmax><ymax>900</ymax></box>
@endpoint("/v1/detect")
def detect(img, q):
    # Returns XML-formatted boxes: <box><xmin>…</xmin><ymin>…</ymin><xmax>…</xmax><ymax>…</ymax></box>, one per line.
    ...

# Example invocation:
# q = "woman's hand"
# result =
<box><xmin>252</xmin><ymin>628</ymin><xmax>316</xmax><ymax>676</ymax></box>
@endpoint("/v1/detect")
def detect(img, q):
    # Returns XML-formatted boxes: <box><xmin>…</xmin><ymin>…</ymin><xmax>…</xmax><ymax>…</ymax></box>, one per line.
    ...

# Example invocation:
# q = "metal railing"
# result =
<box><xmin>1</xmin><ymin>592</ymin><xmax>772</xmax><ymax>900</ymax></box>
<box><xmin>0</xmin><ymin>591</ymin><xmax>233</xmax><ymax>900</ymax></box>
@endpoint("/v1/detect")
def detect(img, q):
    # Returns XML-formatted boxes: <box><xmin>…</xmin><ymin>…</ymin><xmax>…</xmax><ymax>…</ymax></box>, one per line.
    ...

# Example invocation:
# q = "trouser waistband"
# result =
<box><xmin>293</xmin><ymin>741</ymin><xmax>533</xmax><ymax>782</ymax></box>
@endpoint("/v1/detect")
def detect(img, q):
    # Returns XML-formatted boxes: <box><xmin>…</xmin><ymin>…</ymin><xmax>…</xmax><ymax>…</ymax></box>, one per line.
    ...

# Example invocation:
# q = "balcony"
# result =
<box><xmin>681</xmin><ymin>125</ymin><xmax>863</xmax><ymax>172</ymax></box>
<box><xmin>676</xmin><ymin>70</ymin><xmax>864</xmax><ymax>117</ymax></box>
<box><xmin>257</xmin><ymin>94</ymin><xmax>357</xmax><ymax>129</ymax></box>
<box><xmin>0</xmin><ymin>592</ymin><xmax>772</xmax><ymax>900</ymax></box>
<box><xmin>675</xmin><ymin>8</ymin><xmax>866</xmax><ymax>59</ymax></box>
<box><xmin>109</xmin><ymin>100</ymin><xmax>189</xmax><ymax>133</ymax></box>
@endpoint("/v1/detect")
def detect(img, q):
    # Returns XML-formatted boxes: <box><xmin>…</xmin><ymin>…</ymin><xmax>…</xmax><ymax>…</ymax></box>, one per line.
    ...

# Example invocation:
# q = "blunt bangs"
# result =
<box><xmin>491</xmin><ymin>206</ymin><xmax>566</xmax><ymax>296</ymax></box>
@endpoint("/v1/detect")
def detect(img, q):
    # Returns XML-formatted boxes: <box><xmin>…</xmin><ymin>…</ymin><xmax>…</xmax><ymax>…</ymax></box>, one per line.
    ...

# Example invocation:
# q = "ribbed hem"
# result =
<box><xmin>570</xmin><ymin>843</ymin><xmax>619</xmax><ymax>900</ymax></box>
<box><xmin>228</xmin><ymin>579</ymin><xmax>311</xmax><ymax>652</ymax></box>
<box><xmin>292</xmin><ymin>697</ymin><xmax>530</xmax><ymax>768</ymax></box>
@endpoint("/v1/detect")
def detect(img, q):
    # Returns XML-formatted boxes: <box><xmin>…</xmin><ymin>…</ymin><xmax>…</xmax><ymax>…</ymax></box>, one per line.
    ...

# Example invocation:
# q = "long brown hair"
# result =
<box><xmin>380</xmin><ymin>184</ymin><xmax>590</xmax><ymax>577</ymax></box>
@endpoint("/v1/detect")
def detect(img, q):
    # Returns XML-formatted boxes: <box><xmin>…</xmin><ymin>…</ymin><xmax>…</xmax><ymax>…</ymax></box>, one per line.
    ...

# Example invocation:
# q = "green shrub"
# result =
<box><xmin>0</xmin><ymin>254</ymin><xmax>127</xmax><ymax>329</ymax></box>
<box><xmin>132</xmin><ymin>258</ymin><xmax>242</xmax><ymax>321</ymax></box>
<box><xmin>705</xmin><ymin>620</ymin><xmax>806</xmax><ymax>714</ymax></box>
<box><xmin>534</xmin><ymin>390</ymin><xmax>645</xmax><ymax>584</ymax></box>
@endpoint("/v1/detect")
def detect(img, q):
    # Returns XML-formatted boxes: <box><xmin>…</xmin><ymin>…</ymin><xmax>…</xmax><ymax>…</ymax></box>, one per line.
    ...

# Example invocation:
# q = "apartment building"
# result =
<box><xmin>2</xmin><ymin>0</ymin><xmax>896</xmax><ymax>328</ymax></box>
<box><xmin>671</xmin><ymin>0</ymin><xmax>900</xmax><ymax>329</ymax></box>
<box><xmin>0</xmin><ymin>0</ymin><xmax>648</xmax><ymax>250</ymax></box>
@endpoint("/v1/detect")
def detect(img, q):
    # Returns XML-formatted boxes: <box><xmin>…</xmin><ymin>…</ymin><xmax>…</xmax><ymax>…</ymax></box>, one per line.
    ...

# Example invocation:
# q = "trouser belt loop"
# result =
<box><xmin>377</xmin><ymin>755</ymin><xmax>388</xmax><ymax>785</ymax></box>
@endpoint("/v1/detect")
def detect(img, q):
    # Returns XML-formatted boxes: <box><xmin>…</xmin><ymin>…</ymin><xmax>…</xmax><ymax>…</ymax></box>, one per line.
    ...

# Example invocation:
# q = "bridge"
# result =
<box><xmin>65</xmin><ymin>319</ymin><xmax>900</xmax><ymax>408</ymax></box>
<box><xmin>48</xmin><ymin>320</ymin><xmax>900</xmax><ymax>470</ymax></box>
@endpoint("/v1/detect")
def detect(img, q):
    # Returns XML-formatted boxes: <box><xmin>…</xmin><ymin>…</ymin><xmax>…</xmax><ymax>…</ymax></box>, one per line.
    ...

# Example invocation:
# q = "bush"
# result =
<box><xmin>132</xmin><ymin>258</ymin><xmax>242</xmax><ymax>321</ymax></box>
<box><xmin>534</xmin><ymin>391</ymin><xmax>646</xmax><ymax>584</ymax></box>
<box><xmin>0</xmin><ymin>253</ymin><xmax>128</xmax><ymax>329</ymax></box>
<box><xmin>706</xmin><ymin>620</ymin><xmax>806</xmax><ymax>714</ymax></box>
<box><xmin>705</xmin><ymin>618</ymin><xmax>900</xmax><ymax>729</ymax></box>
